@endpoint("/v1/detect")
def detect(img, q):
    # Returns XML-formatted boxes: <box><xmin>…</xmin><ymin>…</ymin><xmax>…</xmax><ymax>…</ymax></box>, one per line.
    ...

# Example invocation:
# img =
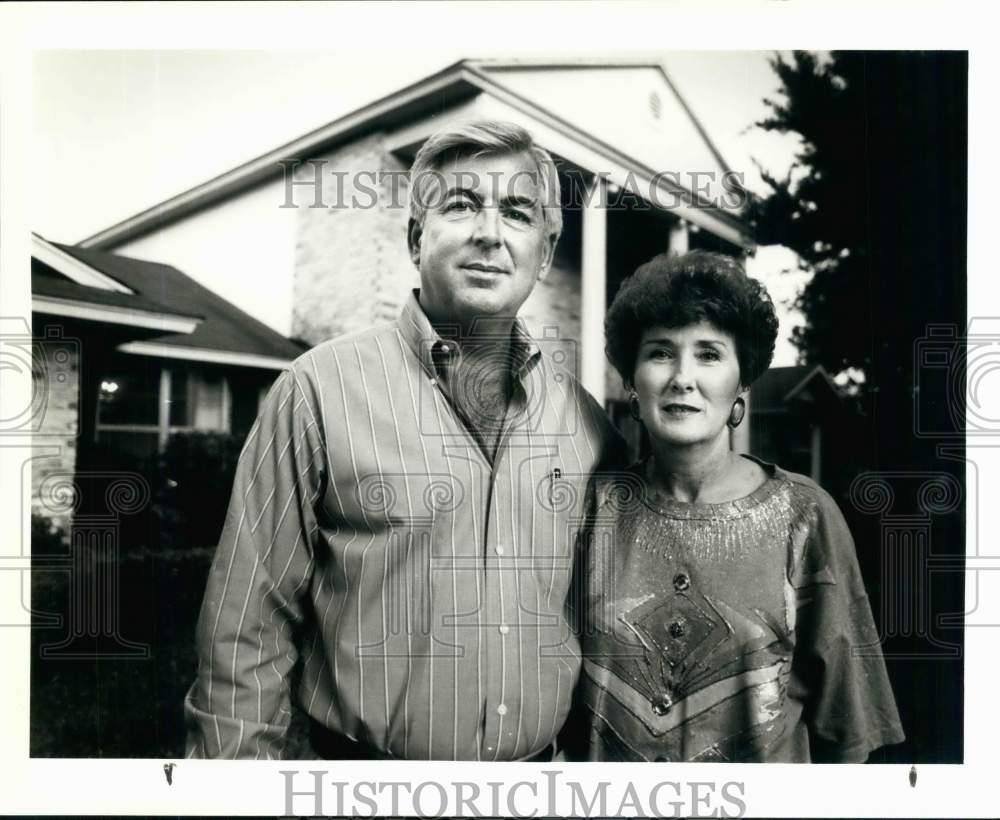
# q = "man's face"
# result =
<box><xmin>408</xmin><ymin>151</ymin><xmax>556</xmax><ymax>328</ymax></box>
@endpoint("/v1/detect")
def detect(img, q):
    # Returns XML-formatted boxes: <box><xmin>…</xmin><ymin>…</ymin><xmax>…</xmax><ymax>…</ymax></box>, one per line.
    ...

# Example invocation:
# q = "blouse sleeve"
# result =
<box><xmin>789</xmin><ymin>485</ymin><xmax>906</xmax><ymax>762</ymax></box>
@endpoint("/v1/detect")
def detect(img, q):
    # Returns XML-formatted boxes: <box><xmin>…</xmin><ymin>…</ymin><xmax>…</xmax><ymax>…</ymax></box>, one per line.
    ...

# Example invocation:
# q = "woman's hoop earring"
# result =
<box><xmin>727</xmin><ymin>396</ymin><xmax>746</xmax><ymax>429</ymax></box>
<box><xmin>628</xmin><ymin>391</ymin><xmax>642</xmax><ymax>422</ymax></box>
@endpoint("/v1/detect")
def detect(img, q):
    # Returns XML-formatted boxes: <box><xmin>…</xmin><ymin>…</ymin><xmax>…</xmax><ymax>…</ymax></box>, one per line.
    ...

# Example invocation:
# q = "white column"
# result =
<box><xmin>157</xmin><ymin>367</ymin><xmax>171</xmax><ymax>451</ymax></box>
<box><xmin>669</xmin><ymin>219</ymin><xmax>689</xmax><ymax>255</ymax></box>
<box><xmin>810</xmin><ymin>423</ymin><xmax>822</xmax><ymax>481</ymax></box>
<box><xmin>580</xmin><ymin>175</ymin><xmax>607</xmax><ymax>407</ymax></box>
<box><xmin>221</xmin><ymin>376</ymin><xmax>232</xmax><ymax>434</ymax></box>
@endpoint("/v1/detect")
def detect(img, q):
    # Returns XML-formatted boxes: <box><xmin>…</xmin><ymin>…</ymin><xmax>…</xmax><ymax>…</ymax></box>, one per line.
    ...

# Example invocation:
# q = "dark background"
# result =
<box><xmin>790</xmin><ymin>51</ymin><xmax>968</xmax><ymax>764</ymax></box>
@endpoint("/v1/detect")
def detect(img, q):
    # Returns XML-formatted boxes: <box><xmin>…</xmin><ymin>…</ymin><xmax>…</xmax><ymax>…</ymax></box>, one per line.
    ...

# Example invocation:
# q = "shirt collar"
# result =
<box><xmin>397</xmin><ymin>289</ymin><xmax>541</xmax><ymax>379</ymax></box>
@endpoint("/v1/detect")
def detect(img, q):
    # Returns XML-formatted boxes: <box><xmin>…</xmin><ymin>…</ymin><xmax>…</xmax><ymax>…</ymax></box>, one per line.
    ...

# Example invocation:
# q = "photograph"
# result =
<box><xmin>0</xmin><ymin>2</ymin><xmax>989</xmax><ymax>817</ymax></box>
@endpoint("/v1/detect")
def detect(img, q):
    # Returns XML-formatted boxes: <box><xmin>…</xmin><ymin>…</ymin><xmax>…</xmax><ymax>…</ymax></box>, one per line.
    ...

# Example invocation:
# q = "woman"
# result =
<box><xmin>568</xmin><ymin>250</ymin><xmax>904</xmax><ymax>762</ymax></box>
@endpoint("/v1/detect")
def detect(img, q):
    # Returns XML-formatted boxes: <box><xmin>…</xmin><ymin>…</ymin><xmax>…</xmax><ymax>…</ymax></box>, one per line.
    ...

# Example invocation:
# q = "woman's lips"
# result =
<box><xmin>662</xmin><ymin>404</ymin><xmax>700</xmax><ymax>416</ymax></box>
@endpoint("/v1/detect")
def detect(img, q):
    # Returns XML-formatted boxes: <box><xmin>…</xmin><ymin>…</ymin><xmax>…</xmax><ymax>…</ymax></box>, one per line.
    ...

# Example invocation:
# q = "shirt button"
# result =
<box><xmin>669</xmin><ymin>621</ymin><xmax>685</xmax><ymax>638</ymax></box>
<box><xmin>441</xmin><ymin>344</ymin><xmax>450</xmax><ymax>354</ymax></box>
<box><xmin>673</xmin><ymin>572</ymin><xmax>690</xmax><ymax>592</ymax></box>
<box><xmin>429</xmin><ymin>377</ymin><xmax>438</xmax><ymax>386</ymax></box>
<box><xmin>497</xmin><ymin>704</ymin><xmax>508</xmax><ymax>716</ymax></box>
<box><xmin>499</xmin><ymin>624</ymin><xmax>510</xmax><ymax>635</ymax></box>
<box><xmin>495</xmin><ymin>544</ymin><xmax>505</xmax><ymax>555</ymax></box>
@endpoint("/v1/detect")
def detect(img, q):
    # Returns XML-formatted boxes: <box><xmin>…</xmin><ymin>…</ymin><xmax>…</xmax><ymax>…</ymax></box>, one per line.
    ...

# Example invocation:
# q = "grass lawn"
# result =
<box><xmin>30</xmin><ymin>545</ymin><xmax>215</xmax><ymax>758</ymax></box>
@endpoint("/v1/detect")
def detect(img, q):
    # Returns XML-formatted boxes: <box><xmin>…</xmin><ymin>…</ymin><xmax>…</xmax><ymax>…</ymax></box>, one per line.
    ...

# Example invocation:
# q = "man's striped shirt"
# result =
<box><xmin>184</xmin><ymin>292</ymin><xmax>622</xmax><ymax>760</ymax></box>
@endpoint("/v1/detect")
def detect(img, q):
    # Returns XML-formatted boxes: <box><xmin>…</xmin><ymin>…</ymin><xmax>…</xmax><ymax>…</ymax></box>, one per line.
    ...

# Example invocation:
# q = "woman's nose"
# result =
<box><xmin>669</xmin><ymin>356</ymin><xmax>695</xmax><ymax>390</ymax></box>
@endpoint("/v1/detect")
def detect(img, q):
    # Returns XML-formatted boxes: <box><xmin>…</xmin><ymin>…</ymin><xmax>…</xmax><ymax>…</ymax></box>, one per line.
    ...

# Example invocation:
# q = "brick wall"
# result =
<box><xmin>292</xmin><ymin>132</ymin><xmax>416</xmax><ymax>346</ymax></box>
<box><xmin>30</xmin><ymin>335</ymin><xmax>80</xmax><ymax>535</ymax></box>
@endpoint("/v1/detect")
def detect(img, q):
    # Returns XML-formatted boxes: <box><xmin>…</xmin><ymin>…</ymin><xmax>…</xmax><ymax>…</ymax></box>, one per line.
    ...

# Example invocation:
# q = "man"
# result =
<box><xmin>184</xmin><ymin>121</ymin><xmax>622</xmax><ymax>760</ymax></box>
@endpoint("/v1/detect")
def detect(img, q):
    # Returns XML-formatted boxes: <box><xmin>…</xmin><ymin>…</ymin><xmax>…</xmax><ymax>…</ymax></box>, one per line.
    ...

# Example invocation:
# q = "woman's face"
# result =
<box><xmin>631</xmin><ymin>321</ymin><xmax>743</xmax><ymax>449</ymax></box>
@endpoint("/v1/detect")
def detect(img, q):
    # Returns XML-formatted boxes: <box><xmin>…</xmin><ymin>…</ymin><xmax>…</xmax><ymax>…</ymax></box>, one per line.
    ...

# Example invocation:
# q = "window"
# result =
<box><xmin>95</xmin><ymin>355</ymin><xmax>231</xmax><ymax>452</ymax></box>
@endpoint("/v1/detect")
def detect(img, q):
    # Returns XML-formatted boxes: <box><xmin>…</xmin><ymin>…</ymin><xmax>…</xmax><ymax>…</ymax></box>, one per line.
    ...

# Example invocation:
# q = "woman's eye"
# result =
<box><xmin>698</xmin><ymin>350</ymin><xmax>721</xmax><ymax>362</ymax></box>
<box><xmin>650</xmin><ymin>348</ymin><xmax>672</xmax><ymax>360</ymax></box>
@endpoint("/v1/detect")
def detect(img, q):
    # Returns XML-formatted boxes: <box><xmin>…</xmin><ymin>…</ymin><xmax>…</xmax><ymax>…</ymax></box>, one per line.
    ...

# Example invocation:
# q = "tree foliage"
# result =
<box><xmin>751</xmin><ymin>52</ymin><xmax>876</xmax><ymax>376</ymax></box>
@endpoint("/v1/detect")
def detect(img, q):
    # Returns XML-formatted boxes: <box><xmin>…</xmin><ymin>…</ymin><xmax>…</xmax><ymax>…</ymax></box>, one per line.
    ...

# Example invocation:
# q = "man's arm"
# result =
<box><xmin>184</xmin><ymin>366</ymin><xmax>326</xmax><ymax>759</ymax></box>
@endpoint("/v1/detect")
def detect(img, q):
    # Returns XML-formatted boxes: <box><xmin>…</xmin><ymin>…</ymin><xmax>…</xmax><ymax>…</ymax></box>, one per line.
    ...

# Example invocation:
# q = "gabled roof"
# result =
<box><xmin>80</xmin><ymin>57</ymin><xmax>748</xmax><ymax>251</ymax></box>
<box><xmin>32</xmin><ymin>236</ymin><xmax>303</xmax><ymax>369</ymax></box>
<box><xmin>469</xmin><ymin>58</ymin><xmax>735</xmax><ymax>181</ymax></box>
<box><xmin>752</xmin><ymin>365</ymin><xmax>844</xmax><ymax>414</ymax></box>
<box><xmin>32</xmin><ymin>234</ymin><xmax>202</xmax><ymax>335</ymax></box>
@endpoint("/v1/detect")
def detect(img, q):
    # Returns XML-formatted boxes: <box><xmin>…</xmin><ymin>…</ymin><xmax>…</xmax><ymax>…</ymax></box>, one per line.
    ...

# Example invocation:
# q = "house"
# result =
<box><xmin>74</xmin><ymin>58</ymin><xmax>754</xmax><ymax>442</ymax></box>
<box><xmin>30</xmin><ymin>233</ymin><xmax>303</xmax><ymax>532</ymax></box>
<box><xmin>748</xmin><ymin>364</ymin><xmax>851</xmax><ymax>486</ymax></box>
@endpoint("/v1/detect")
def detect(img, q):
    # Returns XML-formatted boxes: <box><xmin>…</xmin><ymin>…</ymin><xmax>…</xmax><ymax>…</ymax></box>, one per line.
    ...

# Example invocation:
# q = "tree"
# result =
<box><xmin>750</xmin><ymin>51</ymin><xmax>966</xmax><ymax>399</ymax></box>
<box><xmin>751</xmin><ymin>52</ymin><xmax>869</xmax><ymax>377</ymax></box>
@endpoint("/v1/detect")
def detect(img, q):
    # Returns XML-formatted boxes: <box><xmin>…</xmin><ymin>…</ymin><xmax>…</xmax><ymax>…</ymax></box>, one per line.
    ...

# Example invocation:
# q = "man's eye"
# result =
<box><xmin>445</xmin><ymin>201</ymin><xmax>473</xmax><ymax>213</ymax></box>
<box><xmin>504</xmin><ymin>209</ymin><xmax>532</xmax><ymax>223</ymax></box>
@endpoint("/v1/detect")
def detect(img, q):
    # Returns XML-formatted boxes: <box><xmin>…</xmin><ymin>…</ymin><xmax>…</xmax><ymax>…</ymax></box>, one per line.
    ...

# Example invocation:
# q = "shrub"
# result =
<box><xmin>157</xmin><ymin>431</ymin><xmax>243</xmax><ymax>548</ymax></box>
<box><xmin>31</xmin><ymin>513</ymin><xmax>68</xmax><ymax>556</ymax></box>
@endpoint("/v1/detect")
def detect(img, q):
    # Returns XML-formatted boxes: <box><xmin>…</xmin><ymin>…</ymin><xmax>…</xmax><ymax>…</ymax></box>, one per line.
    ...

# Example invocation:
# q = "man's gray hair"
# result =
<box><xmin>408</xmin><ymin>120</ymin><xmax>563</xmax><ymax>243</ymax></box>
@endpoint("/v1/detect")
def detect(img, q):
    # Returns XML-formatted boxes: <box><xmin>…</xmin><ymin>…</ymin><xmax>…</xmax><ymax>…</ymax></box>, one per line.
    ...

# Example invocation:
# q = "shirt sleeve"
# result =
<box><xmin>789</xmin><ymin>486</ymin><xmax>906</xmax><ymax>762</ymax></box>
<box><xmin>184</xmin><ymin>365</ymin><xmax>326</xmax><ymax>759</ymax></box>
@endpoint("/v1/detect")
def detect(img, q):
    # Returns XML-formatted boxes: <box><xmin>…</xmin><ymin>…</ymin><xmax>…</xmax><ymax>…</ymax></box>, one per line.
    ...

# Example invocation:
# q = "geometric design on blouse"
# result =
<box><xmin>596</xmin><ymin>588</ymin><xmax>788</xmax><ymax>721</ymax></box>
<box><xmin>579</xmin><ymin>655</ymin><xmax>790</xmax><ymax>761</ymax></box>
<box><xmin>621</xmin><ymin>593</ymin><xmax>722</xmax><ymax>699</ymax></box>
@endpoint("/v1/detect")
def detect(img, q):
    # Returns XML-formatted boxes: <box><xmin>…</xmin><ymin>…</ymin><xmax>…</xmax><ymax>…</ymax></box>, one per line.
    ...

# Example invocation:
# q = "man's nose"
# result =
<box><xmin>471</xmin><ymin>207</ymin><xmax>501</xmax><ymax>245</ymax></box>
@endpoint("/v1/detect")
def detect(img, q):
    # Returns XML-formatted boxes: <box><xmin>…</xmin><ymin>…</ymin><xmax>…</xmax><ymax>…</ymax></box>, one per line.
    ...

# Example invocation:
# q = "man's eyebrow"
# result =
<box><xmin>442</xmin><ymin>186</ymin><xmax>481</xmax><ymax>202</ymax></box>
<box><xmin>439</xmin><ymin>187</ymin><xmax>538</xmax><ymax>209</ymax></box>
<box><xmin>500</xmin><ymin>194</ymin><xmax>539</xmax><ymax>209</ymax></box>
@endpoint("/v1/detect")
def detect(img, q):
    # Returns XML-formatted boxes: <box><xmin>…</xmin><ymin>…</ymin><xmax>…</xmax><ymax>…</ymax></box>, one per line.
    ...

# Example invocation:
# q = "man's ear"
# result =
<box><xmin>407</xmin><ymin>218</ymin><xmax>422</xmax><ymax>268</ymax></box>
<box><xmin>537</xmin><ymin>233</ymin><xmax>557</xmax><ymax>281</ymax></box>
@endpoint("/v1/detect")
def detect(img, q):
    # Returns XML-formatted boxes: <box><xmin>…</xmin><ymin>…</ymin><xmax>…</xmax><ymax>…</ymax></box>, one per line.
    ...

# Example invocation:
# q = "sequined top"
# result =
<box><xmin>568</xmin><ymin>457</ymin><xmax>905</xmax><ymax>762</ymax></box>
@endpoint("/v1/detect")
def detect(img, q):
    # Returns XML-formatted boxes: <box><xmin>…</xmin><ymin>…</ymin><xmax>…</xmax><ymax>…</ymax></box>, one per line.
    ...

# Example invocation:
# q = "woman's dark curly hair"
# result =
<box><xmin>605</xmin><ymin>250</ymin><xmax>779</xmax><ymax>387</ymax></box>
